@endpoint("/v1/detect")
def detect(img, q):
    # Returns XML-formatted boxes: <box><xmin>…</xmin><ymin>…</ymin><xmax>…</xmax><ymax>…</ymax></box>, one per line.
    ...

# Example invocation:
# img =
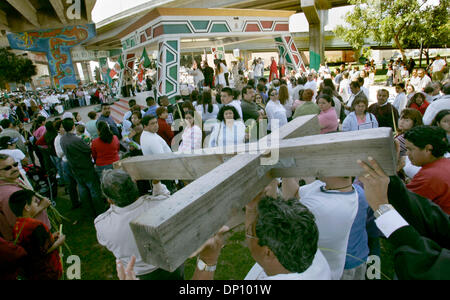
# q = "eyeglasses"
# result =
<box><xmin>1</xmin><ymin>162</ymin><xmax>18</xmax><ymax>171</ymax></box>
<box><xmin>270</xmin><ymin>93</ymin><xmax>277</xmax><ymax>96</ymax></box>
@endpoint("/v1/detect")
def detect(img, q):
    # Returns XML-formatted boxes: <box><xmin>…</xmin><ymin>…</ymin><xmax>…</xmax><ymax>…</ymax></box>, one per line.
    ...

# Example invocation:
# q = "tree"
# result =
<box><xmin>401</xmin><ymin>0</ymin><xmax>449</xmax><ymax>66</ymax></box>
<box><xmin>334</xmin><ymin>0</ymin><xmax>449</xmax><ymax>62</ymax></box>
<box><xmin>0</xmin><ymin>48</ymin><xmax>37</xmax><ymax>88</ymax></box>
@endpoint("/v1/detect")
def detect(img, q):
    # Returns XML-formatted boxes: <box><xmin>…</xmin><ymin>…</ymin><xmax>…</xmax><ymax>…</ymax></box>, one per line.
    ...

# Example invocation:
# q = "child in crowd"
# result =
<box><xmin>9</xmin><ymin>189</ymin><xmax>65</xmax><ymax>280</ymax></box>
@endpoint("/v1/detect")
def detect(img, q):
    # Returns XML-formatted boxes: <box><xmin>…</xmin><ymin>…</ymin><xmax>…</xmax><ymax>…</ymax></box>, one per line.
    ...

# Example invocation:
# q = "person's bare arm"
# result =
<box><xmin>282</xmin><ymin>178</ymin><xmax>300</xmax><ymax>200</ymax></box>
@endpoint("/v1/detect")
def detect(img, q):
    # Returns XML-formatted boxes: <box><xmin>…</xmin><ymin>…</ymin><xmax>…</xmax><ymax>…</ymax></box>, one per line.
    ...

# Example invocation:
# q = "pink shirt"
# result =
<box><xmin>33</xmin><ymin>126</ymin><xmax>46</xmax><ymax>140</ymax></box>
<box><xmin>318</xmin><ymin>108</ymin><xmax>339</xmax><ymax>134</ymax></box>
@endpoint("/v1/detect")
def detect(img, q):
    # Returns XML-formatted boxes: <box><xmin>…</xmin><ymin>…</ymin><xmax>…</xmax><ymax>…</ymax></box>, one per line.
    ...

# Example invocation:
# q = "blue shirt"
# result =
<box><xmin>344</xmin><ymin>184</ymin><xmax>370</xmax><ymax>269</ymax></box>
<box><xmin>144</xmin><ymin>105</ymin><xmax>158</xmax><ymax>117</ymax></box>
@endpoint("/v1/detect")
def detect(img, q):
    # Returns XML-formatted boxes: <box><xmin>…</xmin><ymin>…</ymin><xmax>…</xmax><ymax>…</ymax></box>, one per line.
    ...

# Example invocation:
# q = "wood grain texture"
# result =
<box><xmin>129</xmin><ymin>127</ymin><xmax>397</xmax><ymax>271</ymax></box>
<box><xmin>115</xmin><ymin>115</ymin><xmax>320</xmax><ymax>180</ymax></box>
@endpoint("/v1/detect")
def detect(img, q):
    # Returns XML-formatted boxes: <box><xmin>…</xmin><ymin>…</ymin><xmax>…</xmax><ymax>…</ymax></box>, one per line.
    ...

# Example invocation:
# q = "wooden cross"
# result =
<box><xmin>114</xmin><ymin>115</ymin><xmax>397</xmax><ymax>272</ymax></box>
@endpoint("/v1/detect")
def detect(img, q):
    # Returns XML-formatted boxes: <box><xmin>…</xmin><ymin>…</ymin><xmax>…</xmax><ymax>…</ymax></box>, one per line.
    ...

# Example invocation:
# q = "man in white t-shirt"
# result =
<box><xmin>282</xmin><ymin>176</ymin><xmax>358</xmax><ymax>280</ymax></box>
<box><xmin>191</xmin><ymin>180</ymin><xmax>331</xmax><ymax>280</ymax></box>
<box><xmin>417</xmin><ymin>68</ymin><xmax>432</xmax><ymax>92</ymax></box>
<box><xmin>220</xmin><ymin>87</ymin><xmax>243</xmax><ymax>119</ymax></box>
<box><xmin>96</xmin><ymin>169</ymin><xmax>184</xmax><ymax>280</ymax></box>
<box><xmin>304</xmin><ymin>73</ymin><xmax>318</xmax><ymax>99</ymax></box>
<box><xmin>431</xmin><ymin>55</ymin><xmax>446</xmax><ymax>81</ymax></box>
<box><xmin>140</xmin><ymin>115</ymin><xmax>171</xmax><ymax>196</ymax></box>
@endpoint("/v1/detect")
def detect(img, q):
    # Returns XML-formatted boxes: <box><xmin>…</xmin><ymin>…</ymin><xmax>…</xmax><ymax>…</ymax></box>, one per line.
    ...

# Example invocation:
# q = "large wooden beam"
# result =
<box><xmin>130</xmin><ymin>127</ymin><xmax>397</xmax><ymax>271</ymax></box>
<box><xmin>6</xmin><ymin>0</ymin><xmax>40</xmax><ymax>28</ymax></box>
<box><xmin>130</xmin><ymin>153</ymin><xmax>274</xmax><ymax>272</ymax></box>
<box><xmin>115</xmin><ymin>115</ymin><xmax>320</xmax><ymax>180</ymax></box>
<box><xmin>49</xmin><ymin>0</ymin><xmax>67</xmax><ymax>24</ymax></box>
<box><xmin>0</xmin><ymin>10</ymin><xmax>8</xmax><ymax>30</ymax></box>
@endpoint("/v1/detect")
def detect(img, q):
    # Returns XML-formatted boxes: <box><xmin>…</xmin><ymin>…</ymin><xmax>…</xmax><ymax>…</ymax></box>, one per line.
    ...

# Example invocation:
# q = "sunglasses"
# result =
<box><xmin>1</xmin><ymin>162</ymin><xmax>18</xmax><ymax>171</ymax></box>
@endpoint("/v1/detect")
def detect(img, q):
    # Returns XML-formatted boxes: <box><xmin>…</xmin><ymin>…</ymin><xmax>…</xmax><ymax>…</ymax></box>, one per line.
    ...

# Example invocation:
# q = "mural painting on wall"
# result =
<box><xmin>7</xmin><ymin>24</ymin><xmax>96</xmax><ymax>89</ymax></box>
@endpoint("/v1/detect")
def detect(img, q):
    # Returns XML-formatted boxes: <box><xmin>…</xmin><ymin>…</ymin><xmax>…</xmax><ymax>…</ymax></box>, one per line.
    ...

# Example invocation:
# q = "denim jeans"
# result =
<box><xmin>95</xmin><ymin>164</ymin><xmax>114</xmax><ymax>181</ymax></box>
<box><xmin>62</xmin><ymin>160</ymin><xmax>80</xmax><ymax>208</ymax></box>
<box><xmin>73</xmin><ymin>169</ymin><xmax>106</xmax><ymax>217</ymax></box>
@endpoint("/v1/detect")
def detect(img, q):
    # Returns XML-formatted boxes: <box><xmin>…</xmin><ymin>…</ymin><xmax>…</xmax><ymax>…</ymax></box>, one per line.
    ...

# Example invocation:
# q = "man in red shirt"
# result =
<box><xmin>405</xmin><ymin>126</ymin><xmax>450</xmax><ymax>214</ymax></box>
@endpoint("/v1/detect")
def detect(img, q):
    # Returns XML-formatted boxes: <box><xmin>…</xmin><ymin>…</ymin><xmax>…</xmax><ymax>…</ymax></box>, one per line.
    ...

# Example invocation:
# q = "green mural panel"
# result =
<box><xmin>169</xmin><ymin>65</ymin><xmax>178</xmax><ymax>80</ymax></box>
<box><xmin>166</xmin><ymin>81</ymin><xmax>174</xmax><ymax>94</ymax></box>
<box><xmin>164</xmin><ymin>24</ymin><xmax>192</xmax><ymax>34</ymax></box>
<box><xmin>191</xmin><ymin>21</ymin><xmax>209</xmax><ymax>30</ymax></box>
<box><xmin>166</xmin><ymin>51</ymin><xmax>175</xmax><ymax>64</ymax></box>
<box><xmin>211</xmin><ymin>24</ymin><xmax>229</xmax><ymax>33</ymax></box>
<box><xmin>167</xmin><ymin>41</ymin><xmax>178</xmax><ymax>51</ymax></box>
<box><xmin>310</xmin><ymin>51</ymin><xmax>321</xmax><ymax>71</ymax></box>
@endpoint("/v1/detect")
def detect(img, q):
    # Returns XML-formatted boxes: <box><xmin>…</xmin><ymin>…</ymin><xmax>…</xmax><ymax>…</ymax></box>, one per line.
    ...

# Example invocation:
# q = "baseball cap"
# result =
<box><xmin>62</xmin><ymin>112</ymin><xmax>74</xmax><ymax>120</ymax></box>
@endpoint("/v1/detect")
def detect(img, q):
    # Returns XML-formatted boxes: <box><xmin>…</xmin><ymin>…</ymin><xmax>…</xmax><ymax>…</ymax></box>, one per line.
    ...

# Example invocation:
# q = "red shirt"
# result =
<box><xmin>13</xmin><ymin>217</ymin><xmax>62</xmax><ymax>280</ymax></box>
<box><xmin>0</xmin><ymin>236</ymin><xmax>27</xmax><ymax>280</ymax></box>
<box><xmin>91</xmin><ymin>135</ymin><xmax>120</xmax><ymax>167</ymax></box>
<box><xmin>157</xmin><ymin>118</ymin><xmax>174</xmax><ymax>147</ymax></box>
<box><xmin>409</xmin><ymin>100</ymin><xmax>429</xmax><ymax>116</ymax></box>
<box><xmin>407</xmin><ymin>157</ymin><xmax>450</xmax><ymax>214</ymax></box>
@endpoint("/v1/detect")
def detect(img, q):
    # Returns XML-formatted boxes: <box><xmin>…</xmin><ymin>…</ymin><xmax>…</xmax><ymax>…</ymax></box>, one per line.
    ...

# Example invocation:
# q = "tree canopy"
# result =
<box><xmin>0</xmin><ymin>48</ymin><xmax>37</xmax><ymax>88</ymax></box>
<box><xmin>334</xmin><ymin>0</ymin><xmax>450</xmax><ymax>60</ymax></box>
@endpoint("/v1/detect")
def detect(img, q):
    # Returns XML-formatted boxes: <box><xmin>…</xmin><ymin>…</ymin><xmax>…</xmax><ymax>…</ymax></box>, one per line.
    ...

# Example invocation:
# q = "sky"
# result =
<box><xmin>92</xmin><ymin>0</ymin><xmax>158</xmax><ymax>23</ymax></box>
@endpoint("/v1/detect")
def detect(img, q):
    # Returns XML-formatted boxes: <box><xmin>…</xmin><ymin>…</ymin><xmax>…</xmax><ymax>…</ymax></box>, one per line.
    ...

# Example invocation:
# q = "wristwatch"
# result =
<box><xmin>197</xmin><ymin>258</ymin><xmax>216</xmax><ymax>272</ymax></box>
<box><xmin>374</xmin><ymin>204</ymin><xmax>394</xmax><ymax>219</ymax></box>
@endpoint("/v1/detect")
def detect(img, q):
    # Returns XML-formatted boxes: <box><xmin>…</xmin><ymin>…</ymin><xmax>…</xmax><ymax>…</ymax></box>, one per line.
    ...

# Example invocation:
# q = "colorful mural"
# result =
<box><xmin>7</xmin><ymin>24</ymin><xmax>96</xmax><ymax>89</ymax></box>
<box><xmin>157</xmin><ymin>39</ymin><xmax>180</xmax><ymax>102</ymax></box>
<box><xmin>275</xmin><ymin>35</ymin><xmax>306</xmax><ymax>74</ymax></box>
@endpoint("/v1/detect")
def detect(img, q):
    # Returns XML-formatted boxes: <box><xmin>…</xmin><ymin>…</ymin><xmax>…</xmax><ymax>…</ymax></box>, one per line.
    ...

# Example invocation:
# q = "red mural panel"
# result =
<box><xmin>145</xmin><ymin>27</ymin><xmax>152</xmax><ymax>37</ymax></box>
<box><xmin>261</xmin><ymin>21</ymin><xmax>273</xmax><ymax>29</ymax></box>
<box><xmin>284</xmin><ymin>36</ymin><xmax>291</xmax><ymax>44</ymax></box>
<box><xmin>153</xmin><ymin>25</ymin><xmax>164</xmax><ymax>38</ymax></box>
<box><xmin>293</xmin><ymin>54</ymin><xmax>299</xmax><ymax>65</ymax></box>
<box><xmin>291</xmin><ymin>42</ymin><xmax>297</xmax><ymax>52</ymax></box>
<box><xmin>141</xmin><ymin>35</ymin><xmax>146</xmax><ymax>43</ymax></box>
<box><xmin>274</xmin><ymin>24</ymin><xmax>289</xmax><ymax>31</ymax></box>
<box><xmin>126</xmin><ymin>54</ymin><xmax>135</xmax><ymax>60</ymax></box>
<box><xmin>245</xmin><ymin>24</ymin><xmax>261</xmax><ymax>32</ymax></box>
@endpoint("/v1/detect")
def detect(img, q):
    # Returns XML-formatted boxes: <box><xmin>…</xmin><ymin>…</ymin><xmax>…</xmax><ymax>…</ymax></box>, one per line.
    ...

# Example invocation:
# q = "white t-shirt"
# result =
<box><xmin>95</xmin><ymin>195</ymin><xmax>168</xmax><ymax>276</ymax></box>
<box><xmin>265</xmin><ymin>100</ymin><xmax>288</xmax><ymax>131</ymax></box>
<box><xmin>393</xmin><ymin>92</ymin><xmax>408</xmax><ymax>114</ymax></box>
<box><xmin>244</xmin><ymin>249</ymin><xmax>331</xmax><ymax>280</ymax></box>
<box><xmin>208</xmin><ymin>120</ymin><xmax>246</xmax><ymax>149</ymax></box>
<box><xmin>140</xmin><ymin>131</ymin><xmax>172</xmax><ymax>155</ymax></box>
<box><xmin>432</xmin><ymin>59</ymin><xmax>446</xmax><ymax>73</ymax></box>
<box><xmin>299</xmin><ymin>180</ymin><xmax>358</xmax><ymax>280</ymax></box>
<box><xmin>0</xmin><ymin>149</ymin><xmax>25</xmax><ymax>170</ymax></box>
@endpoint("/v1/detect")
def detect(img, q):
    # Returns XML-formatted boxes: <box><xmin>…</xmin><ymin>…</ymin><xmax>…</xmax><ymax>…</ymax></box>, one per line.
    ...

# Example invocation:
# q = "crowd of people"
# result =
<box><xmin>0</xmin><ymin>53</ymin><xmax>449</xmax><ymax>280</ymax></box>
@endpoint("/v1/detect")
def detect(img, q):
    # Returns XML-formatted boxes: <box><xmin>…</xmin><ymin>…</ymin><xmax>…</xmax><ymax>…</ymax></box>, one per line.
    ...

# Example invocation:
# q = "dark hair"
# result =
<box><xmin>278</xmin><ymin>85</ymin><xmax>289</xmax><ymax>105</ymax></box>
<box><xmin>88</xmin><ymin>111</ymin><xmax>97</xmax><ymax>120</ymax></box>
<box><xmin>156</xmin><ymin>106</ymin><xmax>168</xmax><ymax>117</ymax></box>
<box><xmin>409</xmin><ymin>92</ymin><xmax>426</xmax><ymax>106</ymax></box>
<box><xmin>350</xmin><ymin>81</ymin><xmax>360</xmax><ymax>89</ymax></box>
<box><xmin>0</xmin><ymin>119</ymin><xmax>11</xmax><ymax>129</ymax></box>
<box><xmin>396</xmin><ymin>83</ymin><xmax>405</xmax><ymax>90</ymax></box>
<box><xmin>217</xmin><ymin>105</ymin><xmax>240</xmax><ymax>122</ymax></box>
<box><xmin>351</xmin><ymin>94</ymin><xmax>369</xmax><ymax>113</ymax></box>
<box><xmin>400</xmin><ymin>108</ymin><xmax>423</xmax><ymax>127</ymax></box>
<box><xmin>44</xmin><ymin>121</ymin><xmax>58</xmax><ymax>146</ymax></box>
<box><xmin>432</xmin><ymin>109</ymin><xmax>450</xmax><ymax>127</ymax></box>
<box><xmin>323</xmin><ymin>78</ymin><xmax>336</xmax><ymax>91</ymax></box>
<box><xmin>101</xmin><ymin>103</ymin><xmax>111</xmax><ymax>108</ymax></box>
<box><xmin>141</xmin><ymin>115</ymin><xmax>157</xmax><ymax>127</ymax></box>
<box><xmin>221</xmin><ymin>87</ymin><xmax>233</xmax><ymax>97</ymax></box>
<box><xmin>53</xmin><ymin>120</ymin><xmax>62</xmax><ymax>132</ymax></box>
<box><xmin>182</xmin><ymin>100</ymin><xmax>195</xmax><ymax>112</ymax></box>
<box><xmin>302</xmin><ymin>89</ymin><xmax>314</xmax><ymax>102</ymax></box>
<box><xmin>404</xmin><ymin>126</ymin><xmax>449</xmax><ymax>158</ymax></box>
<box><xmin>97</xmin><ymin>121</ymin><xmax>113</xmax><ymax>144</ymax></box>
<box><xmin>423</xmin><ymin>85</ymin><xmax>434</xmax><ymax>94</ymax></box>
<box><xmin>241</xmin><ymin>85</ymin><xmax>254</xmax><ymax>99</ymax></box>
<box><xmin>62</xmin><ymin>118</ymin><xmax>75</xmax><ymax>133</ymax></box>
<box><xmin>201</xmin><ymin>91</ymin><xmax>214</xmax><ymax>114</ymax></box>
<box><xmin>128</xmin><ymin>99</ymin><xmax>137</xmax><ymax>108</ymax></box>
<box><xmin>146</xmin><ymin>97</ymin><xmax>155</xmax><ymax>105</ymax></box>
<box><xmin>318</xmin><ymin>94</ymin><xmax>334</xmax><ymax>106</ymax></box>
<box><xmin>256</xmin><ymin>196</ymin><xmax>318</xmax><ymax>273</ymax></box>
<box><xmin>190</xmin><ymin>90</ymin><xmax>199</xmax><ymax>104</ymax></box>
<box><xmin>9</xmin><ymin>189</ymin><xmax>36</xmax><ymax>217</ymax></box>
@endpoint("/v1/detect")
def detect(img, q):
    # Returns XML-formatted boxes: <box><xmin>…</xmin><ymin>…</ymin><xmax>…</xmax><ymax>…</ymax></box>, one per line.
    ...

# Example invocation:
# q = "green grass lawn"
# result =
<box><xmin>55</xmin><ymin>189</ymin><xmax>395</xmax><ymax>280</ymax></box>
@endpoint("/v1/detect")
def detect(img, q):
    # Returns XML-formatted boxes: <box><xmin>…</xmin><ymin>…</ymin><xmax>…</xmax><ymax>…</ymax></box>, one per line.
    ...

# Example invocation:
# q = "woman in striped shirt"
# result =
<box><xmin>178</xmin><ymin>110</ymin><xmax>203</xmax><ymax>153</ymax></box>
